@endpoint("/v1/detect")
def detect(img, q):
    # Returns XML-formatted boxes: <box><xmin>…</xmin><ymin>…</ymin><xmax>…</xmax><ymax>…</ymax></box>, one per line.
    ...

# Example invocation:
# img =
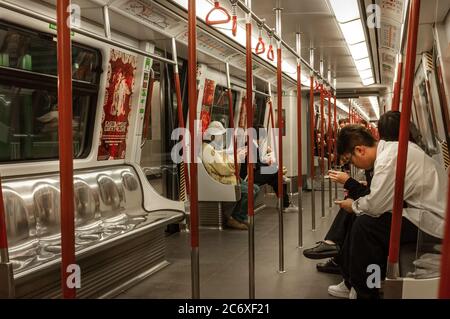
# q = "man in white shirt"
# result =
<box><xmin>330</xmin><ymin>125</ymin><xmax>447</xmax><ymax>299</ymax></box>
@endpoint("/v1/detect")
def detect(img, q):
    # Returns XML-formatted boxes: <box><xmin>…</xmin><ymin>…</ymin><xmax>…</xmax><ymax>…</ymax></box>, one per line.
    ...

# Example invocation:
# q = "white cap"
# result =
<box><xmin>204</xmin><ymin>121</ymin><xmax>227</xmax><ymax>139</ymax></box>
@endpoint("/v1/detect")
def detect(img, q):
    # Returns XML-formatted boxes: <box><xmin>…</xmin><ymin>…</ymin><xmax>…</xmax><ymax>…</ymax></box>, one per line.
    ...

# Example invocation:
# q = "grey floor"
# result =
<box><xmin>117</xmin><ymin>189</ymin><xmax>345</xmax><ymax>299</ymax></box>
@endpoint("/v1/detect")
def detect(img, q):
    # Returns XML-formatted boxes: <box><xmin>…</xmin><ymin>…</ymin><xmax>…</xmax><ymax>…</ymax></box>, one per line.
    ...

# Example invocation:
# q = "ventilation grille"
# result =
<box><xmin>422</xmin><ymin>52</ymin><xmax>434</xmax><ymax>73</ymax></box>
<box><xmin>442</xmin><ymin>141</ymin><xmax>450</xmax><ymax>170</ymax></box>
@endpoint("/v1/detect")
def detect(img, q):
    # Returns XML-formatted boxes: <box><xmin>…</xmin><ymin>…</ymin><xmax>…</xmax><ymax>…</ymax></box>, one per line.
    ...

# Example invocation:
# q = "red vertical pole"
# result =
<box><xmin>297</xmin><ymin>62</ymin><xmax>303</xmax><ymax>247</ymax></box>
<box><xmin>320</xmin><ymin>84</ymin><xmax>325</xmax><ymax>217</ymax></box>
<box><xmin>439</xmin><ymin>171</ymin><xmax>450</xmax><ymax>298</ymax></box>
<box><xmin>392</xmin><ymin>57</ymin><xmax>403</xmax><ymax>112</ymax></box>
<box><xmin>327</xmin><ymin>92</ymin><xmax>332</xmax><ymax>171</ymax></box>
<box><xmin>297</xmin><ymin>67</ymin><xmax>302</xmax><ymax>189</ymax></box>
<box><xmin>387</xmin><ymin>0</ymin><xmax>421</xmax><ymax>278</ymax></box>
<box><xmin>245</xmin><ymin>3</ymin><xmax>256</xmax><ymax>299</ymax></box>
<box><xmin>309</xmin><ymin>74</ymin><xmax>316</xmax><ymax>230</ymax></box>
<box><xmin>246</xmin><ymin>20</ymin><xmax>254</xmax><ymax>220</ymax></box>
<box><xmin>188</xmin><ymin>0</ymin><xmax>200</xmax><ymax>299</ymax></box>
<box><xmin>277</xmin><ymin>48</ymin><xmax>283</xmax><ymax>207</ymax></box>
<box><xmin>57</xmin><ymin>0</ymin><xmax>76</xmax><ymax>299</ymax></box>
<box><xmin>227</xmin><ymin>89</ymin><xmax>239</xmax><ymax>184</ymax></box>
<box><xmin>333</xmin><ymin>94</ymin><xmax>337</xmax><ymax>168</ymax></box>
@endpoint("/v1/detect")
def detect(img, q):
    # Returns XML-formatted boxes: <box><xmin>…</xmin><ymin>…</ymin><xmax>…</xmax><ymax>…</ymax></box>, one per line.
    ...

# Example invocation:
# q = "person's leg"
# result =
<box><xmin>325</xmin><ymin>209</ymin><xmax>354</xmax><ymax>247</ymax></box>
<box><xmin>347</xmin><ymin>214</ymin><xmax>392</xmax><ymax>299</ymax></box>
<box><xmin>233</xmin><ymin>181</ymin><xmax>260</xmax><ymax>223</ymax></box>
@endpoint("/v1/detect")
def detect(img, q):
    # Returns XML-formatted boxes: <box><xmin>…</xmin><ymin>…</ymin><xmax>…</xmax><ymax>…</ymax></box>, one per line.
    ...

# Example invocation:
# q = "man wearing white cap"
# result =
<box><xmin>202</xmin><ymin>121</ymin><xmax>258</xmax><ymax>230</ymax></box>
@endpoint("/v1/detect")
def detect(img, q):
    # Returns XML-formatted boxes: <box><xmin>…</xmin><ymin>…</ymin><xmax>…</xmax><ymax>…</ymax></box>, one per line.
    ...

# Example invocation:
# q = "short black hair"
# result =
<box><xmin>337</xmin><ymin>124</ymin><xmax>377</xmax><ymax>156</ymax></box>
<box><xmin>377</xmin><ymin>111</ymin><xmax>418</xmax><ymax>143</ymax></box>
<box><xmin>378</xmin><ymin>111</ymin><xmax>401</xmax><ymax>142</ymax></box>
<box><xmin>338</xmin><ymin>118</ymin><xmax>349</xmax><ymax>125</ymax></box>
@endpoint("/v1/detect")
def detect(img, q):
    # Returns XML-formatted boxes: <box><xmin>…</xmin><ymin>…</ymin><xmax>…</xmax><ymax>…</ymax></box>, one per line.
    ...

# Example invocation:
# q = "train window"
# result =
<box><xmin>0</xmin><ymin>22</ymin><xmax>101</xmax><ymax>83</ymax></box>
<box><xmin>0</xmin><ymin>21</ymin><xmax>101</xmax><ymax>162</ymax></box>
<box><xmin>253</xmin><ymin>94</ymin><xmax>267</xmax><ymax>127</ymax></box>
<box><xmin>0</xmin><ymin>85</ymin><xmax>93</xmax><ymax>161</ymax></box>
<box><xmin>209</xmin><ymin>84</ymin><xmax>237</xmax><ymax>129</ymax></box>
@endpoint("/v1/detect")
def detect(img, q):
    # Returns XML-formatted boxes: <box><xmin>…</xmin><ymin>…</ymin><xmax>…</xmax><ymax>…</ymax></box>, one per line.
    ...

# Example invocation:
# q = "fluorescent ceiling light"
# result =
<box><xmin>340</xmin><ymin>19</ymin><xmax>365</xmax><ymax>45</ymax></box>
<box><xmin>328</xmin><ymin>0</ymin><xmax>360</xmax><ymax>23</ymax></box>
<box><xmin>362</xmin><ymin>77</ymin><xmax>374</xmax><ymax>86</ymax></box>
<box><xmin>369</xmin><ymin>96</ymin><xmax>380</xmax><ymax>119</ymax></box>
<box><xmin>323</xmin><ymin>97</ymin><xmax>349</xmax><ymax>113</ymax></box>
<box><xmin>349</xmin><ymin>42</ymin><xmax>369</xmax><ymax>60</ymax></box>
<box><xmin>358</xmin><ymin>69</ymin><xmax>373</xmax><ymax>79</ymax></box>
<box><xmin>355</xmin><ymin>58</ymin><xmax>371</xmax><ymax>71</ymax></box>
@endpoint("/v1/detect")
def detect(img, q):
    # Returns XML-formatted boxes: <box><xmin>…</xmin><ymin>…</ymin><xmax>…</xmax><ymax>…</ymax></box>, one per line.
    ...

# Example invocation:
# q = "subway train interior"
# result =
<box><xmin>0</xmin><ymin>0</ymin><xmax>449</xmax><ymax>301</ymax></box>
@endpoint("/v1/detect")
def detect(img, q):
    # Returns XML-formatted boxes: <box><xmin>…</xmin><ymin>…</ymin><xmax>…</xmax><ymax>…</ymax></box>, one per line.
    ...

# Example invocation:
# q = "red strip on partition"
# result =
<box><xmin>392</xmin><ymin>62</ymin><xmax>403</xmax><ymax>112</ymax></box>
<box><xmin>309</xmin><ymin>76</ymin><xmax>315</xmax><ymax>182</ymax></box>
<box><xmin>0</xmin><ymin>177</ymin><xmax>8</xmax><ymax>250</ymax></box>
<box><xmin>297</xmin><ymin>64</ymin><xmax>302</xmax><ymax>188</ymax></box>
<box><xmin>277</xmin><ymin>47</ymin><xmax>283</xmax><ymax>202</ymax></box>
<box><xmin>57</xmin><ymin>0</ymin><xmax>76</xmax><ymax>299</ymax></box>
<box><xmin>320</xmin><ymin>86</ymin><xmax>325</xmax><ymax>176</ymax></box>
<box><xmin>188</xmin><ymin>0</ymin><xmax>199</xmax><ymax>248</ymax></box>
<box><xmin>387</xmin><ymin>0</ymin><xmax>421</xmax><ymax>267</ymax></box>
<box><xmin>142</xmin><ymin>71</ymin><xmax>155</xmax><ymax>142</ymax></box>
<box><xmin>246</xmin><ymin>22</ymin><xmax>255</xmax><ymax>217</ymax></box>
<box><xmin>268</xmin><ymin>101</ymin><xmax>276</xmax><ymax>145</ymax></box>
<box><xmin>174</xmin><ymin>72</ymin><xmax>191</xmax><ymax>195</ymax></box>
<box><xmin>227</xmin><ymin>89</ymin><xmax>240</xmax><ymax>184</ymax></box>
<box><xmin>439</xmin><ymin>170</ymin><xmax>450</xmax><ymax>298</ymax></box>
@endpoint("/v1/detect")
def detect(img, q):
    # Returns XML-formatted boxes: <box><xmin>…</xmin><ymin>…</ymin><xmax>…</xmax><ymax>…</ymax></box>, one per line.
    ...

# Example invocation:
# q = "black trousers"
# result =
<box><xmin>336</xmin><ymin>213</ymin><xmax>418</xmax><ymax>299</ymax></box>
<box><xmin>324</xmin><ymin>209</ymin><xmax>355</xmax><ymax>247</ymax></box>
<box><xmin>254</xmin><ymin>169</ymin><xmax>290</xmax><ymax>206</ymax></box>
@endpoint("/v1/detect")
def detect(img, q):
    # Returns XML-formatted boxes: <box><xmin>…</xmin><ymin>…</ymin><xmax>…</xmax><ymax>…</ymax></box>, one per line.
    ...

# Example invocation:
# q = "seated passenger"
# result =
<box><xmin>329</xmin><ymin>121</ymin><xmax>446</xmax><ymax>299</ymax></box>
<box><xmin>202</xmin><ymin>121</ymin><xmax>258</xmax><ymax>230</ymax></box>
<box><xmin>303</xmin><ymin>111</ymin><xmax>418</xmax><ymax>274</ymax></box>
<box><xmin>239</xmin><ymin>125</ymin><xmax>291</xmax><ymax>208</ymax></box>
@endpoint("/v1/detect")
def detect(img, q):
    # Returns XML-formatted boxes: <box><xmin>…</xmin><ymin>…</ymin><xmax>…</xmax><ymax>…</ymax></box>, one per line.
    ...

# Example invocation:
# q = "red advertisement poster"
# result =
<box><xmin>200</xmin><ymin>79</ymin><xmax>216</xmax><ymax>133</ymax></box>
<box><xmin>97</xmin><ymin>49</ymin><xmax>137</xmax><ymax>160</ymax></box>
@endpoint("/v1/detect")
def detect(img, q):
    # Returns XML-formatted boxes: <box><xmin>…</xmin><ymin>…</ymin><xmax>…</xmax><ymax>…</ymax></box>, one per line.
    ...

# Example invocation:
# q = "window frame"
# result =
<box><xmin>0</xmin><ymin>20</ymin><xmax>102</xmax><ymax>163</ymax></box>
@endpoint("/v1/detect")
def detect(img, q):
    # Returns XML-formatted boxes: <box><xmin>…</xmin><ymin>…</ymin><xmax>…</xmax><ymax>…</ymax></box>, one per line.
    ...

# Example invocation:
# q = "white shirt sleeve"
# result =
<box><xmin>352</xmin><ymin>161</ymin><xmax>396</xmax><ymax>217</ymax></box>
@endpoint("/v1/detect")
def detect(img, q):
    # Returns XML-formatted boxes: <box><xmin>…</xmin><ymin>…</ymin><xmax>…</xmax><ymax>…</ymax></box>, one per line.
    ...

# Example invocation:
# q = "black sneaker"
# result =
<box><xmin>317</xmin><ymin>258</ymin><xmax>341</xmax><ymax>274</ymax></box>
<box><xmin>303</xmin><ymin>241</ymin><xmax>339</xmax><ymax>259</ymax></box>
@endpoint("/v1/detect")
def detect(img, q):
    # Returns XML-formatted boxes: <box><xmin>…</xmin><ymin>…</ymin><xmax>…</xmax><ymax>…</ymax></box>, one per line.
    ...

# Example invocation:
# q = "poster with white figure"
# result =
<box><xmin>98</xmin><ymin>49</ymin><xmax>137</xmax><ymax>160</ymax></box>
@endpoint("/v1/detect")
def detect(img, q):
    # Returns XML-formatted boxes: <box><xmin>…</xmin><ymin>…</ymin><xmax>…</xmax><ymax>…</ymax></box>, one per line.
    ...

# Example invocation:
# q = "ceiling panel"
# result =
<box><xmin>252</xmin><ymin>0</ymin><xmax>367</xmax><ymax>90</ymax></box>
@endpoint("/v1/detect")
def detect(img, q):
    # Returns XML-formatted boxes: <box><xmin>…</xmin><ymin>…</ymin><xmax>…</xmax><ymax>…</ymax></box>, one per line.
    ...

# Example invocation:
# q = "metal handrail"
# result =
<box><xmin>0</xmin><ymin>1</ymin><xmax>177</xmax><ymax>66</ymax></box>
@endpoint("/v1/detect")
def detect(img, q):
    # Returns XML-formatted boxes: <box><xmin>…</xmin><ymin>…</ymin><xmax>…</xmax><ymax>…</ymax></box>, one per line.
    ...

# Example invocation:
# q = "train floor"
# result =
<box><xmin>117</xmin><ymin>189</ymin><xmax>345</xmax><ymax>299</ymax></box>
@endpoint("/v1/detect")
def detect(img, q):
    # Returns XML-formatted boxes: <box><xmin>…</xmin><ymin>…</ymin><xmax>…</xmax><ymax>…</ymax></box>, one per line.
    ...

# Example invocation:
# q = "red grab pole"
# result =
<box><xmin>319</xmin><ymin>82</ymin><xmax>325</xmax><ymax>217</ymax></box>
<box><xmin>227</xmin><ymin>89</ymin><xmax>240</xmax><ymax>184</ymax></box>
<box><xmin>246</xmin><ymin>14</ymin><xmax>254</xmax><ymax>221</ymax></box>
<box><xmin>188</xmin><ymin>0</ymin><xmax>200</xmax><ymax>299</ymax></box>
<box><xmin>387</xmin><ymin>0</ymin><xmax>421</xmax><ymax>279</ymax></box>
<box><xmin>296</xmin><ymin>57</ymin><xmax>303</xmax><ymax>247</ymax></box>
<box><xmin>274</xmin><ymin>2</ymin><xmax>285</xmax><ymax>273</ymax></box>
<box><xmin>277</xmin><ymin>46</ymin><xmax>283</xmax><ymax>205</ymax></box>
<box><xmin>392</xmin><ymin>56</ymin><xmax>403</xmax><ymax>112</ymax></box>
<box><xmin>439</xmin><ymin>171</ymin><xmax>450</xmax><ymax>298</ymax></box>
<box><xmin>245</xmin><ymin>0</ymin><xmax>256</xmax><ymax>299</ymax></box>
<box><xmin>57</xmin><ymin>0</ymin><xmax>76</xmax><ymax>299</ymax></box>
<box><xmin>309</xmin><ymin>72</ymin><xmax>316</xmax><ymax>230</ymax></box>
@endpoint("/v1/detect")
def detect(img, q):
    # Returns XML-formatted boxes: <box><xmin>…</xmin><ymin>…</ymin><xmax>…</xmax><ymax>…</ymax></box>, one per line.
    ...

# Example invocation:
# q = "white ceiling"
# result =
<box><xmin>252</xmin><ymin>0</ymin><xmax>361</xmax><ymax>89</ymax></box>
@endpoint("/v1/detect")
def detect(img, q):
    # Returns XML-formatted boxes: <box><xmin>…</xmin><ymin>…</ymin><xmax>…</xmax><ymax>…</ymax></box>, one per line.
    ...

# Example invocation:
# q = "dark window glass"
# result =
<box><xmin>0</xmin><ymin>22</ymin><xmax>100</xmax><ymax>83</ymax></box>
<box><xmin>210</xmin><ymin>85</ymin><xmax>237</xmax><ymax>129</ymax></box>
<box><xmin>0</xmin><ymin>21</ymin><xmax>101</xmax><ymax>162</ymax></box>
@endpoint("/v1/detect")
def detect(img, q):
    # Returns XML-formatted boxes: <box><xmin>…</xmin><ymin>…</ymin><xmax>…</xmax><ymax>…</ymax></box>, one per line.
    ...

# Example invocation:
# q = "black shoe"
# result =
<box><xmin>317</xmin><ymin>258</ymin><xmax>341</xmax><ymax>274</ymax></box>
<box><xmin>303</xmin><ymin>241</ymin><xmax>339</xmax><ymax>259</ymax></box>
